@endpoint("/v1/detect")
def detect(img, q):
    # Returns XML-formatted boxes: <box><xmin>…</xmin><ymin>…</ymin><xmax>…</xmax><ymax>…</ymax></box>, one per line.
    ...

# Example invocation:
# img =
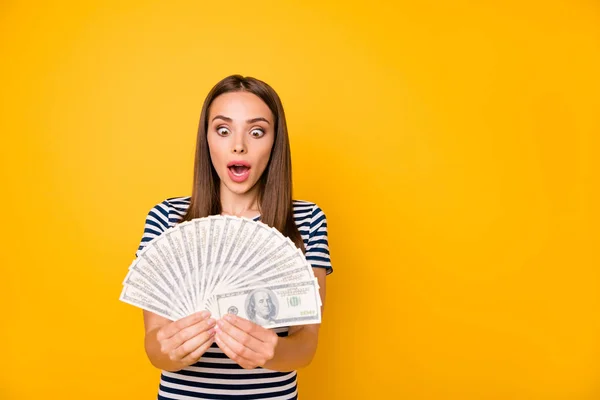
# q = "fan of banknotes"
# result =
<box><xmin>119</xmin><ymin>215</ymin><xmax>322</xmax><ymax>329</ymax></box>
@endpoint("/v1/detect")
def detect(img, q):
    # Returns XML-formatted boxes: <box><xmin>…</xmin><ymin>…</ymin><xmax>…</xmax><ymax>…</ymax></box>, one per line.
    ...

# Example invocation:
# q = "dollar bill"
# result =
<box><xmin>134</xmin><ymin>247</ymin><xmax>191</xmax><ymax>314</ymax></box>
<box><xmin>166</xmin><ymin>228</ymin><xmax>196</xmax><ymax>310</ymax></box>
<box><xmin>243</xmin><ymin>236</ymin><xmax>299</xmax><ymax>276</ymax></box>
<box><xmin>243</xmin><ymin>258</ymin><xmax>314</xmax><ymax>287</ymax></box>
<box><xmin>205</xmin><ymin>216</ymin><xmax>225</xmax><ymax>301</ymax></box>
<box><xmin>179</xmin><ymin>221</ymin><xmax>199</xmax><ymax>310</ymax></box>
<box><xmin>154</xmin><ymin>234</ymin><xmax>194</xmax><ymax>311</ymax></box>
<box><xmin>260</xmin><ymin>266</ymin><xmax>316</xmax><ymax>285</ymax></box>
<box><xmin>124</xmin><ymin>261</ymin><xmax>188</xmax><ymax>316</ymax></box>
<box><xmin>210</xmin><ymin>216</ymin><xmax>240</xmax><ymax>292</ymax></box>
<box><xmin>215</xmin><ymin>218</ymin><xmax>254</xmax><ymax>292</ymax></box>
<box><xmin>194</xmin><ymin>218</ymin><xmax>209</xmax><ymax>308</ymax></box>
<box><xmin>229</xmin><ymin>249</ymin><xmax>313</xmax><ymax>290</ymax></box>
<box><xmin>120</xmin><ymin>285</ymin><xmax>180</xmax><ymax>321</ymax></box>
<box><xmin>248</xmin><ymin>257</ymin><xmax>322</xmax><ymax>307</ymax></box>
<box><xmin>221</xmin><ymin>224</ymin><xmax>276</xmax><ymax>289</ymax></box>
<box><xmin>215</xmin><ymin>280</ymin><xmax>321</xmax><ymax>329</ymax></box>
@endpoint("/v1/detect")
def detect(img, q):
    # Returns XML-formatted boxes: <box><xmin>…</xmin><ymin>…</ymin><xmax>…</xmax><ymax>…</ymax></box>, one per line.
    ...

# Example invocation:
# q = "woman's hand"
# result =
<box><xmin>214</xmin><ymin>314</ymin><xmax>278</xmax><ymax>369</ymax></box>
<box><xmin>150</xmin><ymin>311</ymin><xmax>216</xmax><ymax>370</ymax></box>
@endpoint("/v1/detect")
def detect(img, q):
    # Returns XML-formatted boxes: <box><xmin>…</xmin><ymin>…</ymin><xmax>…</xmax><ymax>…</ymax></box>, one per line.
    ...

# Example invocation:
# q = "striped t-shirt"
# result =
<box><xmin>135</xmin><ymin>196</ymin><xmax>332</xmax><ymax>400</ymax></box>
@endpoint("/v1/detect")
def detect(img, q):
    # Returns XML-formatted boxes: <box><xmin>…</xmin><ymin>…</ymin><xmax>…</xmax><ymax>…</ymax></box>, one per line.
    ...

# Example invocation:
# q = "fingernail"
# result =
<box><xmin>224</xmin><ymin>314</ymin><xmax>233</xmax><ymax>322</ymax></box>
<box><xmin>208</xmin><ymin>328</ymin><xmax>216</xmax><ymax>336</ymax></box>
<box><xmin>200</xmin><ymin>310</ymin><xmax>210</xmax><ymax>319</ymax></box>
<box><xmin>207</xmin><ymin>318</ymin><xmax>215</xmax><ymax>326</ymax></box>
<box><xmin>217</xmin><ymin>320</ymin><xmax>224</xmax><ymax>328</ymax></box>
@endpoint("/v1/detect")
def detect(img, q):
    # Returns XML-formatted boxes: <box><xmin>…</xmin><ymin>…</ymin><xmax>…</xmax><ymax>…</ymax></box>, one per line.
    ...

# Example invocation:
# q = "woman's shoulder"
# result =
<box><xmin>292</xmin><ymin>199</ymin><xmax>317</xmax><ymax>215</ymax></box>
<box><xmin>144</xmin><ymin>196</ymin><xmax>191</xmax><ymax>228</ymax></box>
<box><xmin>164</xmin><ymin>195</ymin><xmax>192</xmax><ymax>208</ymax></box>
<box><xmin>292</xmin><ymin>199</ymin><xmax>326</xmax><ymax>213</ymax></box>
<box><xmin>291</xmin><ymin>199</ymin><xmax>327</xmax><ymax>224</ymax></box>
<box><xmin>152</xmin><ymin>196</ymin><xmax>191</xmax><ymax>211</ymax></box>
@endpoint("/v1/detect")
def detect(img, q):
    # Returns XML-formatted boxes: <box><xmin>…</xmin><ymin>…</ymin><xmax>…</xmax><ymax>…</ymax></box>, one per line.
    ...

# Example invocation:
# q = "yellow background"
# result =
<box><xmin>1</xmin><ymin>1</ymin><xmax>598</xmax><ymax>399</ymax></box>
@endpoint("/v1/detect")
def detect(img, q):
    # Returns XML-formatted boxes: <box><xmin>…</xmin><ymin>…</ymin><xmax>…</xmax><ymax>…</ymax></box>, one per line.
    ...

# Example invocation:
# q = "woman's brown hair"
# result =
<box><xmin>182</xmin><ymin>75</ymin><xmax>305</xmax><ymax>252</ymax></box>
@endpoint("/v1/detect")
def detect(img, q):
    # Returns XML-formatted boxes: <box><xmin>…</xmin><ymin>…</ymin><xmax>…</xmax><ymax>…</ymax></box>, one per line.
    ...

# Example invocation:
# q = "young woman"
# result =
<box><xmin>134</xmin><ymin>75</ymin><xmax>333</xmax><ymax>399</ymax></box>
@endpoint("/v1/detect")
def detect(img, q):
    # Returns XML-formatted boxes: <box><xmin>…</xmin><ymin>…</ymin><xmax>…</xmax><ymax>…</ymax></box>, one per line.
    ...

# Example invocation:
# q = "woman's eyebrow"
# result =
<box><xmin>212</xmin><ymin>115</ymin><xmax>270</xmax><ymax>124</ymax></box>
<box><xmin>212</xmin><ymin>115</ymin><xmax>232</xmax><ymax>122</ymax></box>
<box><xmin>246</xmin><ymin>117</ymin><xmax>270</xmax><ymax>125</ymax></box>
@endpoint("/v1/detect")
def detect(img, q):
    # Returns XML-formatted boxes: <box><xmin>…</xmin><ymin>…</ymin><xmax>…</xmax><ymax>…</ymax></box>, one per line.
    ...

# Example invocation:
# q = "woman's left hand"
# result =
<box><xmin>214</xmin><ymin>314</ymin><xmax>279</xmax><ymax>369</ymax></box>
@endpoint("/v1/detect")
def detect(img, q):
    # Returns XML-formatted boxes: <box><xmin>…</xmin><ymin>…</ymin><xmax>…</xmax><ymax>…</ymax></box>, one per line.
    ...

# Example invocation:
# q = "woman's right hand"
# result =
<box><xmin>145</xmin><ymin>310</ymin><xmax>216</xmax><ymax>371</ymax></box>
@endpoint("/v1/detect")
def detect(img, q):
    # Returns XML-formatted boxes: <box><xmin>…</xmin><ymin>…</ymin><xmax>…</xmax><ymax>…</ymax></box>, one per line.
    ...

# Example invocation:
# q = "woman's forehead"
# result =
<box><xmin>209</xmin><ymin>91</ymin><xmax>273</xmax><ymax>122</ymax></box>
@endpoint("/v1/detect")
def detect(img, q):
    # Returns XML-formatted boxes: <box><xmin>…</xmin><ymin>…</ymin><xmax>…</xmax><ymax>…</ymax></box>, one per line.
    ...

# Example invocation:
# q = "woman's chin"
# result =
<box><xmin>221</xmin><ymin>179</ymin><xmax>259</xmax><ymax>196</ymax></box>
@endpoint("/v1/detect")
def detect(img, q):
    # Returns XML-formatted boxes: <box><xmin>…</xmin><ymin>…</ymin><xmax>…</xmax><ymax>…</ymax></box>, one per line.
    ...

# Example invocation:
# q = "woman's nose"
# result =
<box><xmin>232</xmin><ymin>135</ymin><xmax>247</xmax><ymax>154</ymax></box>
<box><xmin>232</xmin><ymin>144</ymin><xmax>246</xmax><ymax>154</ymax></box>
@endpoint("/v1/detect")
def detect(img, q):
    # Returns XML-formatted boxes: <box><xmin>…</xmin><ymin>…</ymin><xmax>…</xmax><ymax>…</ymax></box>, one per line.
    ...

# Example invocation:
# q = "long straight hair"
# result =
<box><xmin>182</xmin><ymin>75</ymin><xmax>305</xmax><ymax>252</ymax></box>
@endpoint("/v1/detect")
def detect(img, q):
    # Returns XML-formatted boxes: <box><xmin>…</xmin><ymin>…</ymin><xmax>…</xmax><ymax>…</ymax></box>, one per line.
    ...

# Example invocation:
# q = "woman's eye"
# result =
<box><xmin>250</xmin><ymin>129</ymin><xmax>265</xmax><ymax>138</ymax></box>
<box><xmin>217</xmin><ymin>127</ymin><xmax>230</xmax><ymax>136</ymax></box>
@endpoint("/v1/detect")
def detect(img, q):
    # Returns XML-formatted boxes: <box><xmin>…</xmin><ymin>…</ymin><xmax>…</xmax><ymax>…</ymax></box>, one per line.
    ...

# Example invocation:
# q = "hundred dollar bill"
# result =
<box><xmin>134</xmin><ymin>248</ymin><xmax>191</xmax><ymax>315</ymax></box>
<box><xmin>229</xmin><ymin>249</ymin><xmax>316</xmax><ymax>298</ymax></box>
<box><xmin>236</xmin><ymin>227</ymin><xmax>279</xmax><ymax>269</ymax></box>
<box><xmin>194</xmin><ymin>218</ymin><xmax>209</xmax><ymax>308</ymax></box>
<box><xmin>166</xmin><ymin>228</ymin><xmax>196</xmax><ymax>310</ymax></box>
<box><xmin>215</xmin><ymin>218</ymin><xmax>255</xmax><ymax>292</ymax></box>
<box><xmin>220</xmin><ymin>224</ymin><xmax>276</xmax><ymax>288</ymax></box>
<box><xmin>242</xmin><ymin>236</ymin><xmax>299</xmax><ymax>276</ymax></box>
<box><xmin>214</xmin><ymin>217</ymin><xmax>234</xmax><ymax>272</ymax></box>
<box><xmin>123</xmin><ymin>264</ymin><xmax>187</xmax><ymax>317</ymax></box>
<box><xmin>178</xmin><ymin>221</ymin><xmax>199</xmax><ymax>311</ymax></box>
<box><xmin>220</xmin><ymin>221</ymin><xmax>262</xmax><ymax>285</ymax></box>
<box><xmin>232</xmin><ymin>248</ymin><xmax>322</xmax><ymax>306</ymax></box>
<box><xmin>120</xmin><ymin>285</ymin><xmax>180</xmax><ymax>321</ymax></box>
<box><xmin>210</xmin><ymin>216</ymin><xmax>241</xmax><ymax>292</ymax></box>
<box><xmin>201</xmin><ymin>217</ymin><xmax>215</xmax><ymax>303</ymax></box>
<box><xmin>261</xmin><ymin>266</ymin><xmax>316</xmax><ymax>285</ymax></box>
<box><xmin>215</xmin><ymin>280</ymin><xmax>321</xmax><ymax>329</ymax></box>
<box><xmin>243</xmin><ymin>263</ymin><xmax>314</xmax><ymax>289</ymax></box>
<box><xmin>204</xmin><ymin>216</ymin><xmax>224</xmax><ymax>301</ymax></box>
<box><xmin>154</xmin><ymin>234</ymin><xmax>194</xmax><ymax>312</ymax></box>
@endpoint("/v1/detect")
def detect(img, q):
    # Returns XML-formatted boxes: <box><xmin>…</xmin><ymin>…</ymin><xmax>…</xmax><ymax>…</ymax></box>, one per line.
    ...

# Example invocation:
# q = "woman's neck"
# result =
<box><xmin>219</xmin><ymin>182</ymin><xmax>261</xmax><ymax>218</ymax></box>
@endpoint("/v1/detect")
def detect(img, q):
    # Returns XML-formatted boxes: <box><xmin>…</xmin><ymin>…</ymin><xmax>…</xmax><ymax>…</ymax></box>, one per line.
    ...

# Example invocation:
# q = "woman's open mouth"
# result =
<box><xmin>227</xmin><ymin>161</ymin><xmax>251</xmax><ymax>183</ymax></box>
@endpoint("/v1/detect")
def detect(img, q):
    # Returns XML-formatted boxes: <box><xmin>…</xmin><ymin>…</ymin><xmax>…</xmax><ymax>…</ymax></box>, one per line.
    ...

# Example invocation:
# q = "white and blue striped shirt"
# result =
<box><xmin>135</xmin><ymin>196</ymin><xmax>332</xmax><ymax>399</ymax></box>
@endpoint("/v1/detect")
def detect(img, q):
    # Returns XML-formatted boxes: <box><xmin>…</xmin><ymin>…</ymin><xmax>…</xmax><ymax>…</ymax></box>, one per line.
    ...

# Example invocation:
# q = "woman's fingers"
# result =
<box><xmin>157</xmin><ymin>311</ymin><xmax>211</xmax><ymax>342</ymax></box>
<box><xmin>215</xmin><ymin>316</ymin><xmax>279</xmax><ymax>368</ymax></box>
<box><xmin>176</xmin><ymin>329</ymin><xmax>217</xmax><ymax>364</ymax></box>
<box><xmin>180</xmin><ymin>337</ymin><xmax>215</xmax><ymax>366</ymax></box>
<box><xmin>216</xmin><ymin>318</ymin><xmax>264</xmax><ymax>354</ymax></box>
<box><xmin>167</xmin><ymin>317</ymin><xmax>216</xmax><ymax>349</ymax></box>
<box><xmin>156</xmin><ymin>312</ymin><xmax>217</xmax><ymax>365</ymax></box>
<box><xmin>222</xmin><ymin>314</ymin><xmax>275</xmax><ymax>342</ymax></box>
<box><xmin>219</xmin><ymin>315</ymin><xmax>278</xmax><ymax>362</ymax></box>
<box><xmin>214</xmin><ymin>331</ymin><xmax>256</xmax><ymax>369</ymax></box>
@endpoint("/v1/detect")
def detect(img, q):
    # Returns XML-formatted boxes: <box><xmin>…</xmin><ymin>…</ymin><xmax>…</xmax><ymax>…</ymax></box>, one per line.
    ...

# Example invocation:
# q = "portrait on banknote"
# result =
<box><xmin>245</xmin><ymin>288</ymin><xmax>278</xmax><ymax>325</ymax></box>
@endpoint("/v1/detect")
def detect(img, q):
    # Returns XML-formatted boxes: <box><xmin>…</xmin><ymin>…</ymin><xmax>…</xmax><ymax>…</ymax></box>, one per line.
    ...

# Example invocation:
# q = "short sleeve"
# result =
<box><xmin>305</xmin><ymin>204</ymin><xmax>333</xmax><ymax>275</ymax></box>
<box><xmin>135</xmin><ymin>201</ymin><xmax>171</xmax><ymax>257</ymax></box>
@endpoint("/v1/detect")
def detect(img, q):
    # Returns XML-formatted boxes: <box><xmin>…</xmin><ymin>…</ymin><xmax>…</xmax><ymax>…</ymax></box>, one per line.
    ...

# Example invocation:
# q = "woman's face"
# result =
<box><xmin>207</xmin><ymin>91</ymin><xmax>275</xmax><ymax>198</ymax></box>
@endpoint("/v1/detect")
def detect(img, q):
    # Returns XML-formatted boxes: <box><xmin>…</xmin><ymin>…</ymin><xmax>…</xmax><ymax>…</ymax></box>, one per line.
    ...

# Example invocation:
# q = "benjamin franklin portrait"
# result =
<box><xmin>245</xmin><ymin>288</ymin><xmax>278</xmax><ymax>326</ymax></box>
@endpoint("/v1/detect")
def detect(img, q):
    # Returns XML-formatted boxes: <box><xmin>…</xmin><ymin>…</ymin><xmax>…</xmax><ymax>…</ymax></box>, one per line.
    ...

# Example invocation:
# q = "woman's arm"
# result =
<box><xmin>214</xmin><ymin>267</ymin><xmax>327</xmax><ymax>371</ymax></box>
